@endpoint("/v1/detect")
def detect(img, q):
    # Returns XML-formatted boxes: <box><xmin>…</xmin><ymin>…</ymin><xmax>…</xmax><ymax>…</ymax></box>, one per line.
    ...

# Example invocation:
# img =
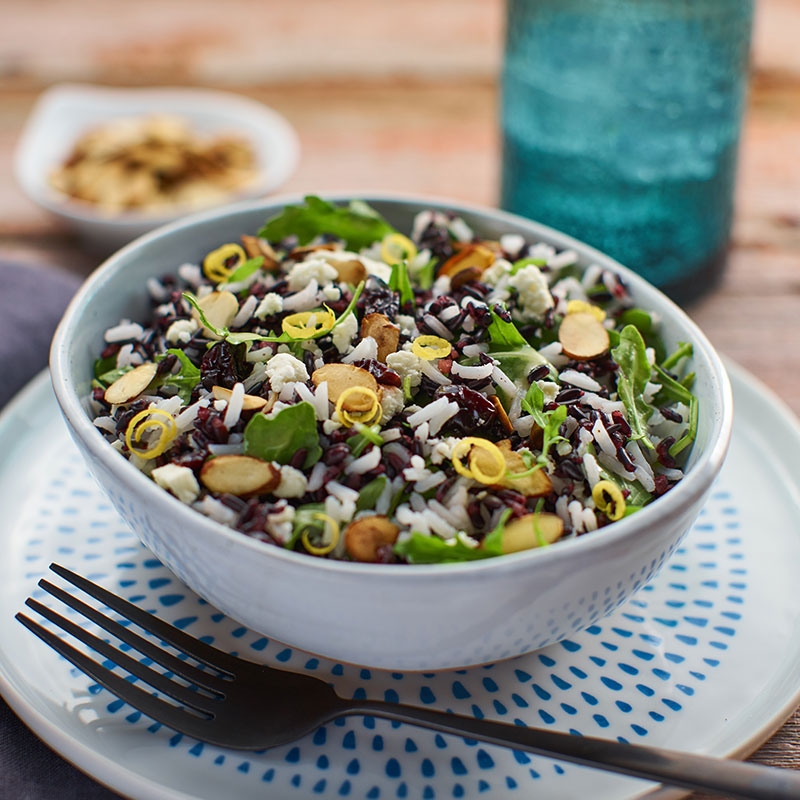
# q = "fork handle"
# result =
<box><xmin>346</xmin><ymin>700</ymin><xmax>799</xmax><ymax>800</ymax></box>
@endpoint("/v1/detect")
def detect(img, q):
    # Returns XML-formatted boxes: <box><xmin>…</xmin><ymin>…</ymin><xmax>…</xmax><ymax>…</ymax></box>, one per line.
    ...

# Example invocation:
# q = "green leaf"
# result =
<box><xmin>93</xmin><ymin>355</ymin><xmax>118</xmax><ymax>381</ymax></box>
<box><xmin>539</xmin><ymin>404</ymin><xmax>568</xmax><ymax>464</ymax></box>
<box><xmin>652</xmin><ymin>364</ymin><xmax>693</xmax><ymax>406</ymax></box>
<box><xmin>394</xmin><ymin>531</ymin><xmax>494</xmax><ymax>564</ymax></box>
<box><xmin>521</xmin><ymin>382</ymin><xmax>548</xmax><ymax>428</ymax></box>
<box><xmin>611</xmin><ymin>325</ymin><xmax>655</xmax><ymax>449</ymax></box>
<box><xmin>416</xmin><ymin>258</ymin><xmax>437</xmax><ymax>290</ymax></box>
<box><xmin>356</xmin><ymin>476</ymin><xmax>387</xmax><ymax>512</ymax></box>
<box><xmin>481</xmin><ymin>508</ymin><xmax>512</xmax><ymax>556</ymax></box>
<box><xmin>389</xmin><ymin>261</ymin><xmax>414</xmax><ymax>305</ymax></box>
<box><xmin>661</xmin><ymin>341</ymin><xmax>693</xmax><ymax>371</ymax></box>
<box><xmin>668</xmin><ymin>396</ymin><xmax>698</xmax><ymax>457</ymax></box>
<box><xmin>243</xmin><ymin>402</ymin><xmax>322</xmax><ymax>468</ymax></box>
<box><xmin>348</xmin><ymin>423</ymin><xmax>384</xmax><ymax>458</ymax></box>
<box><xmin>619</xmin><ymin>308</ymin><xmax>666</xmax><ymax>363</ymax></box>
<box><xmin>219</xmin><ymin>256</ymin><xmax>264</xmax><ymax>287</ymax></box>
<box><xmin>288</xmin><ymin>503</ymin><xmax>326</xmax><ymax>548</ymax></box>
<box><xmin>510</xmin><ymin>256</ymin><xmax>546</xmax><ymax>276</ymax></box>
<box><xmin>93</xmin><ymin>365</ymin><xmax>132</xmax><ymax>388</ymax></box>
<box><xmin>154</xmin><ymin>349</ymin><xmax>201</xmax><ymax>404</ymax></box>
<box><xmin>258</xmin><ymin>196</ymin><xmax>396</xmax><ymax>251</ymax></box>
<box><xmin>487</xmin><ymin>307</ymin><xmax>553</xmax><ymax>388</ymax></box>
<box><xmin>487</xmin><ymin>307</ymin><xmax>528</xmax><ymax>349</ymax></box>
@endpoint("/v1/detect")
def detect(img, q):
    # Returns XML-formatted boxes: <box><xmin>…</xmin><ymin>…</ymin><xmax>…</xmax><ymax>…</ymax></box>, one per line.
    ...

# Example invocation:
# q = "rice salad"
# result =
<box><xmin>90</xmin><ymin>196</ymin><xmax>699</xmax><ymax>564</ymax></box>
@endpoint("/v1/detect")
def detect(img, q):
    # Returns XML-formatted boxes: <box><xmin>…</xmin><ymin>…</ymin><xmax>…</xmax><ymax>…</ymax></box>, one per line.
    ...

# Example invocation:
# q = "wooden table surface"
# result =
<box><xmin>1</xmin><ymin>1</ymin><xmax>798</xmax><ymax>797</ymax></box>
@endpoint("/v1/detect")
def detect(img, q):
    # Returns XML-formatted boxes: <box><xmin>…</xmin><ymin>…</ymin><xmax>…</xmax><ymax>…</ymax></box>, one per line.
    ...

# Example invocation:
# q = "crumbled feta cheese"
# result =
<box><xmin>265</xmin><ymin>502</ymin><xmax>296</xmax><ymax>544</ymax></box>
<box><xmin>265</xmin><ymin>353</ymin><xmax>309</xmax><ymax>393</ymax></box>
<box><xmin>165</xmin><ymin>318</ymin><xmax>199</xmax><ymax>344</ymax></box>
<box><xmin>537</xmin><ymin>379</ymin><xmax>559</xmax><ymax>403</ymax></box>
<box><xmin>255</xmin><ymin>292</ymin><xmax>284</xmax><ymax>319</ymax></box>
<box><xmin>151</xmin><ymin>464</ymin><xmax>200</xmax><ymax>505</ymax></box>
<box><xmin>286</xmin><ymin>258</ymin><xmax>338</xmax><ymax>292</ymax></box>
<box><xmin>380</xmin><ymin>385</ymin><xmax>405</xmax><ymax>423</ymax></box>
<box><xmin>322</xmin><ymin>284</ymin><xmax>342</xmax><ymax>302</ymax></box>
<box><xmin>429</xmin><ymin>436</ymin><xmax>460</xmax><ymax>465</ymax></box>
<box><xmin>322</xmin><ymin>250</ymin><xmax>391</xmax><ymax>283</ymax></box>
<box><xmin>508</xmin><ymin>264</ymin><xmax>554</xmax><ymax>321</ymax></box>
<box><xmin>274</xmin><ymin>465</ymin><xmax>309</xmax><ymax>498</ymax></box>
<box><xmin>396</xmin><ymin>314</ymin><xmax>418</xmax><ymax>335</ymax></box>
<box><xmin>481</xmin><ymin>258</ymin><xmax>512</xmax><ymax>287</ymax></box>
<box><xmin>332</xmin><ymin>311</ymin><xmax>358</xmax><ymax>353</ymax></box>
<box><xmin>499</xmin><ymin>234</ymin><xmax>526</xmax><ymax>259</ymax></box>
<box><xmin>386</xmin><ymin>350</ymin><xmax>423</xmax><ymax>389</ymax></box>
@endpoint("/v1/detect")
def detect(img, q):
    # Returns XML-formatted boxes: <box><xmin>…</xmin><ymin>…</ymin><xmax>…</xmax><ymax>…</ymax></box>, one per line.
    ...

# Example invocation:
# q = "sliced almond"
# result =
<box><xmin>360</xmin><ymin>313</ymin><xmax>400</xmax><ymax>362</ymax></box>
<box><xmin>288</xmin><ymin>243</ymin><xmax>338</xmax><ymax>261</ymax></box>
<box><xmin>311</xmin><ymin>363</ymin><xmax>379</xmax><ymax>411</ymax></box>
<box><xmin>499</xmin><ymin>512</ymin><xmax>564</xmax><ymax>554</ymax></box>
<box><xmin>192</xmin><ymin>290</ymin><xmax>239</xmax><ymax>338</ymax></box>
<box><xmin>199</xmin><ymin>455</ymin><xmax>279</xmax><ymax>497</ymax></box>
<box><xmin>490</xmin><ymin>396</ymin><xmax>514</xmax><ymax>434</ymax></box>
<box><xmin>325</xmin><ymin>257</ymin><xmax>367</xmax><ymax>285</ymax></box>
<box><xmin>450</xmin><ymin>264</ymin><xmax>483</xmax><ymax>290</ymax></box>
<box><xmin>104</xmin><ymin>362</ymin><xmax>158</xmax><ymax>405</ymax></box>
<box><xmin>345</xmin><ymin>515</ymin><xmax>400</xmax><ymax>562</ymax></box>
<box><xmin>241</xmin><ymin>235</ymin><xmax>279</xmax><ymax>270</ymax></box>
<box><xmin>439</xmin><ymin>243</ymin><xmax>495</xmax><ymax>278</ymax></box>
<box><xmin>211</xmin><ymin>385</ymin><xmax>267</xmax><ymax>411</ymax></box>
<box><xmin>558</xmin><ymin>312</ymin><xmax>610</xmax><ymax>361</ymax></box>
<box><xmin>496</xmin><ymin>439</ymin><xmax>552</xmax><ymax>497</ymax></box>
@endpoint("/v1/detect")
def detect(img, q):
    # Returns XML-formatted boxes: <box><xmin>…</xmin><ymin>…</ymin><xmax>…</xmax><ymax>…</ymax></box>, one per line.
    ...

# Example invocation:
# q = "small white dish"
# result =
<box><xmin>14</xmin><ymin>83</ymin><xmax>300</xmax><ymax>251</ymax></box>
<box><xmin>0</xmin><ymin>363</ymin><xmax>798</xmax><ymax>800</ymax></box>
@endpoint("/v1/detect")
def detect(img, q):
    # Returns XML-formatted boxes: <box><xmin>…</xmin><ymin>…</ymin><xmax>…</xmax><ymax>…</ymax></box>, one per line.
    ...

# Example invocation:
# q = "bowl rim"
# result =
<box><xmin>50</xmin><ymin>191</ymin><xmax>734</xmax><ymax>578</ymax></box>
<box><xmin>14</xmin><ymin>82</ymin><xmax>301</xmax><ymax>228</ymax></box>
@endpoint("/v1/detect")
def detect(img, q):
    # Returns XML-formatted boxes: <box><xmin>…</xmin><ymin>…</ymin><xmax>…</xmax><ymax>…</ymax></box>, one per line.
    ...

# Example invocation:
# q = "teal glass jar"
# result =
<box><xmin>500</xmin><ymin>0</ymin><xmax>754</xmax><ymax>303</ymax></box>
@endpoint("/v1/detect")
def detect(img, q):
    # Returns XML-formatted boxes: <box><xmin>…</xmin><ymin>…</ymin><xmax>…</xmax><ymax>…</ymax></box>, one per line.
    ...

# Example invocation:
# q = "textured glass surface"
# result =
<box><xmin>500</xmin><ymin>0</ymin><xmax>754</xmax><ymax>301</ymax></box>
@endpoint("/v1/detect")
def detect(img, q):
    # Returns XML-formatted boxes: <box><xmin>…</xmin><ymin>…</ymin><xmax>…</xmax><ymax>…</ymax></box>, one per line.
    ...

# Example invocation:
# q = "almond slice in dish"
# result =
<box><xmin>311</xmin><ymin>364</ymin><xmax>379</xmax><ymax>411</ymax></box>
<box><xmin>241</xmin><ymin>235</ymin><xmax>279</xmax><ymax>270</ymax></box>
<box><xmin>192</xmin><ymin>290</ymin><xmax>239</xmax><ymax>337</ymax></box>
<box><xmin>439</xmin><ymin>243</ymin><xmax>495</xmax><ymax>278</ymax></box>
<box><xmin>104</xmin><ymin>362</ymin><xmax>158</xmax><ymax>405</ymax></box>
<box><xmin>558</xmin><ymin>312</ymin><xmax>610</xmax><ymax>361</ymax></box>
<box><xmin>500</xmin><ymin>512</ymin><xmax>564</xmax><ymax>553</ymax></box>
<box><xmin>199</xmin><ymin>455</ymin><xmax>279</xmax><ymax>496</ymax></box>
<box><xmin>211</xmin><ymin>385</ymin><xmax>267</xmax><ymax>411</ymax></box>
<box><xmin>345</xmin><ymin>515</ymin><xmax>400</xmax><ymax>562</ymax></box>
<box><xmin>496</xmin><ymin>439</ymin><xmax>552</xmax><ymax>497</ymax></box>
<box><xmin>360</xmin><ymin>313</ymin><xmax>400</xmax><ymax>362</ymax></box>
<box><xmin>328</xmin><ymin>258</ymin><xmax>367</xmax><ymax>285</ymax></box>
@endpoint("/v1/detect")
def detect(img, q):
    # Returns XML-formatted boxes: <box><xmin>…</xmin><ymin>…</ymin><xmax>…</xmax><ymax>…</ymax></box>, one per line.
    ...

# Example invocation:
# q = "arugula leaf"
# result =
<box><xmin>661</xmin><ymin>341</ymin><xmax>693</xmax><ymax>371</ymax></box>
<box><xmin>288</xmin><ymin>503</ymin><xmax>326</xmax><ymax>549</ymax></box>
<box><xmin>510</xmin><ymin>256</ymin><xmax>546</xmax><ymax>276</ymax></box>
<box><xmin>356</xmin><ymin>476</ymin><xmax>387</xmax><ymax>513</ymax></box>
<box><xmin>394</xmin><ymin>531</ymin><xmax>494</xmax><ymax>564</ymax></box>
<box><xmin>521</xmin><ymin>382</ymin><xmax>548</xmax><ymax>428</ymax></box>
<box><xmin>243</xmin><ymin>402</ymin><xmax>322</xmax><ymax>468</ymax></box>
<box><xmin>93</xmin><ymin>355</ymin><xmax>118</xmax><ymax>380</ymax></box>
<box><xmin>389</xmin><ymin>261</ymin><xmax>414</xmax><ymax>305</ymax></box>
<box><xmin>584</xmin><ymin>443</ymin><xmax>653</xmax><ymax>507</ymax></box>
<box><xmin>652</xmin><ymin>364</ymin><xmax>693</xmax><ymax>405</ymax></box>
<box><xmin>219</xmin><ymin>256</ymin><xmax>263</xmax><ymax>287</ymax></box>
<box><xmin>539</xmin><ymin>404</ymin><xmax>568</xmax><ymax>464</ymax></box>
<box><xmin>348</xmin><ymin>423</ymin><xmax>384</xmax><ymax>457</ymax></box>
<box><xmin>416</xmin><ymin>258</ymin><xmax>437</xmax><ymax>290</ymax></box>
<box><xmin>669</xmin><ymin>397</ymin><xmax>698</xmax><ymax>457</ymax></box>
<box><xmin>611</xmin><ymin>325</ymin><xmax>655</xmax><ymax>449</ymax></box>
<box><xmin>487</xmin><ymin>307</ymin><xmax>553</xmax><ymax>387</ymax></box>
<box><xmin>487</xmin><ymin>308</ymin><xmax>528</xmax><ymax>349</ymax></box>
<box><xmin>153</xmin><ymin>349</ymin><xmax>201</xmax><ymax>404</ymax></box>
<box><xmin>258</xmin><ymin>196</ymin><xmax>396</xmax><ymax>251</ymax></box>
<box><xmin>618</xmin><ymin>308</ymin><xmax>666</xmax><ymax>363</ymax></box>
<box><xmin>93</xmin><ymin>365</ymin><xmax>132</xmax><ymax>388</ymax></box>
<box><xmin>481</xmin><ymin>508</ymin><xmax>512</xmax><ymax>556</ymax></box>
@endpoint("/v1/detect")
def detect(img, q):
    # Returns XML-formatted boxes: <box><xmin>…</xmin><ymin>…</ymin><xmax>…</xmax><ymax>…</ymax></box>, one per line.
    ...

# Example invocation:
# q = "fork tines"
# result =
<box><xmin>16</xmin><ymin>563</ymin><xmax>235</xmax><ymax>736</ymax></box>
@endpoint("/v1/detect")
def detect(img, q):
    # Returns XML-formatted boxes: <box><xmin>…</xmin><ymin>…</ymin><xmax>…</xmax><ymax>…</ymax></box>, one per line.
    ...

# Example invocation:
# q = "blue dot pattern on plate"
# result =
<box><xmin>25</xmin><ymin>452</ymin><xmax>746</xmax><ymax>799</ymax></box>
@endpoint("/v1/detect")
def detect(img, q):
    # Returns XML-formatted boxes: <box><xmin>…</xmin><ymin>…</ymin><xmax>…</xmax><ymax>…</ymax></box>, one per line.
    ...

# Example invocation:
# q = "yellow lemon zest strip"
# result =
<box><xmin>335</xmin><ymin>387</ymin><xmax>381</xmax><ymax>428</ymax></box>
<box><xmin>380</xmin><ymin>233</ymin><xmax>417</xmax><ymax>265</ymax></box>
<box><xmin>203</xmin><ymin>243</ymin><xmax>246</xmax><ymax>282</ymax></box>
<box><xmin>451</xmin><ymin>437</ymin><xmax>506</xmax><ymax>485</ymax></box>
<box><xmin>282</xmin><ymin>307</ymin><xmax>336</xmax><ymax>340</ymax></box>
<box><xmin>592</xmin><ymin>479</ymin><xmax>626</xmax><ymax>521</ymax></box>
<box><xmin>411</xmin><ymin>335</ymin><xmax>452</xmax><ymax>361</ymax></box>
<box><xmin>566</xmin><ymin>299</ymin><xmax>606</xmax><ymax>322</ymax></box>
<box><xmin>124</xmin><ymin>408</ymin><xmax>178</xmax><ymax>460</ymax></box>
<box><xmin>301</xmin><ymin>513</ymin><xmax>341</xmax><ymax>556</ymax></box>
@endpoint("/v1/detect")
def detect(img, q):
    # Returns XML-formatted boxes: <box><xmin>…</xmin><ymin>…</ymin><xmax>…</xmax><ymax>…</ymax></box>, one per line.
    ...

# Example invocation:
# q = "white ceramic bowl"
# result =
<box><xmin>50</xmin><ymin>194</ymin><xmax>733</xmax><ymax>670</ymax></box>
<box><xmin>14</xmin><ymin>83</ymin><xmax>300</xmax><ymax>252</ymax></box>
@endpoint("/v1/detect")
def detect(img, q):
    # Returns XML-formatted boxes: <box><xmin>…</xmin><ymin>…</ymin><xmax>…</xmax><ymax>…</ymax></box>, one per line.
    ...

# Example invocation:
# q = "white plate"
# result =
<box><xmin>0</xmin><ymin>363</ymin><xmax>798</xmax><ymax>800</ymax></box>
<box><xmin>14</xmin><ymin>83</ymin><xmax>300</xmax><ymax>250</ymax></box>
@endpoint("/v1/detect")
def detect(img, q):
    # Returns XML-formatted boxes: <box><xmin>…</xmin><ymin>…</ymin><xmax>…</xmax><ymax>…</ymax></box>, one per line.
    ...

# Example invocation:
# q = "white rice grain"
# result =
<box><xmin>350</xmin><ymin>446</ymin><xmax>381</xmax><ymax>475</ymax></box>
<box><xmin>559</xmin><ymin>369</ymin><xmax>602</xmax><ymax>393</ymax></box>
<box><xmin>306</xmin><ymin>461</ymin><xmax>327</xmax><ymax>492</ymax></box>
<box><xmin>582</xmin><ymin>452</ymin><xmax>602</xmax><ymax>488</ymax></box>
<box><xmin>548</xmin><ymin>249</ymin><xmax>578</xmax><ymax>270</ymax></box>
<box><xmin>231</xmin><ymin>295</ymin><xmax>258</xmax><ymax>328</ymax></box>
<box><xmin>450</xmin><ymin>362</ymin><xmax>493</xmax><ymax>380</ymax></box>
<box><xmin>592</xmin><ymin>417</ymin><xmax>617</xmax><ymax>459</ymax></box>
<box><xmin>419</xmin><ymin>359</ymin><xmax>451</xmax><ymax>386</ymax></box>
<box><xmin>208</xmin><ymin>443</ymin><xmax>245</xmax><ymax>456</ymax></box>
<box><xmin>223</xmin><ymin>382</ymin><xmax>245</xmax><ymax>429</ymax></box>
<box><xmin>175</xmin><ymin>398</ymin><xmax>209</xmax><ymax>432</ymax></box>
<box><xmin>282</xmin><ymin>279</ymin><xmax>319</xmax><ymax>312</ymax></box>
<box><xmin>492</xmin><ymin>366</ymin><xmax>517</xmax><ymax>397</ymax></box>
<box><xmin>342</xmin><ymin>336</ymin><xmax>378</xmax><ymax>364</ymax></box>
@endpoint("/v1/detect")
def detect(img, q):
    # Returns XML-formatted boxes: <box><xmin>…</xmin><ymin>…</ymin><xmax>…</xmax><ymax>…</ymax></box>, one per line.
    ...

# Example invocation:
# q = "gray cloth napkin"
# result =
<box><xmin>0</xmin><ymin>260</ymin><xmax>121</xmax><ymax>798</ymax></box>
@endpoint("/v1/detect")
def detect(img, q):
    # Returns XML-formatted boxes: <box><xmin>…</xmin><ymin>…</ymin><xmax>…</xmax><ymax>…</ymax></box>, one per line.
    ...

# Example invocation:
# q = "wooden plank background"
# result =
<box><xmin>0</xmin><ymin>1</ymin><xmax>798</xmax><ymax>796</ymax></box>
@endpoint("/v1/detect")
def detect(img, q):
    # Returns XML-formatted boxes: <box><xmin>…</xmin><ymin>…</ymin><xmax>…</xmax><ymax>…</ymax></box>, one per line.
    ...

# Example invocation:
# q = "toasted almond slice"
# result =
<box><xmin>450</xmin><ymin>264</ymin><xmax>484</xmax><ymax>290</ymax></box>
<box><xmin>490</xmin><ymin>396</ymin><xmax>514</xmax><ymax>434</ymax></box>
<box><xmin>104</xmin><ymin>362</ymin><xmax>158</xmax><ymax>405</ymax></box>
<box><xmin>439</xmin><ymin>243</ymin><xmax>495</xmax><ymax>278</ymax></box>
<box><xmin>211</xmin><ymin>385</ymin><xmax>267</xmax><ymax>411</ymax></box>
<box><xmin>320</xmin><ymin>256</ymin><xmax>368</xmax><ymax>285</ymax></box>
<box><xmin>311</xmin><ymin>363</ymin><xmax>379</xmax><ymax>411</ymax></box>
<box><xmin>241</xmin><ymin>235</ymin><xmax>279</xmax><ymax>270</ymax></box>
<box><xmin>192</xmin><ymin>291</ymin><xmax>239</xmax><ymax>338</ymax></box>
<box><xmin>496</xmin><ymin>439</ymin><xmax>552</xmax><ymax>497</ymax></box>
<box><xmin>499</xmin><ymin>512</ymin><xmax>564</xmax><ymax>554</ymax></box>
<box><xmin>558</xmin><ymin>312</ymin><xmax>610</xmax><ymax>361</ymax></box>
<box><xmin>288</xmin><ymin>243</ymin><xmax>338</xmax><ymax>261</ymax></box>
<box><xmin>345</xmin><ymin>515</ymin><xmax>400</xmax><ymax>562</ymax></box>
<box><xmin>199</xmin><ymin>455</ymin><xmax>279</xmax><ymax>497</ymax></box>
<box><xmin>360</xmin><ymin>313</ymin><xmax>400</xmax><ymax>362</ymax></box>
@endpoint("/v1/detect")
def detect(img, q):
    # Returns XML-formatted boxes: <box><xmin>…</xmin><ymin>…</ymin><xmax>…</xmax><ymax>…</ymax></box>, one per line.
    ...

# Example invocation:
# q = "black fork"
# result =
<box><xmin>16</xmin><ymin>563</ymin><xmax>800</xmax><ymax>800</ymax></box>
